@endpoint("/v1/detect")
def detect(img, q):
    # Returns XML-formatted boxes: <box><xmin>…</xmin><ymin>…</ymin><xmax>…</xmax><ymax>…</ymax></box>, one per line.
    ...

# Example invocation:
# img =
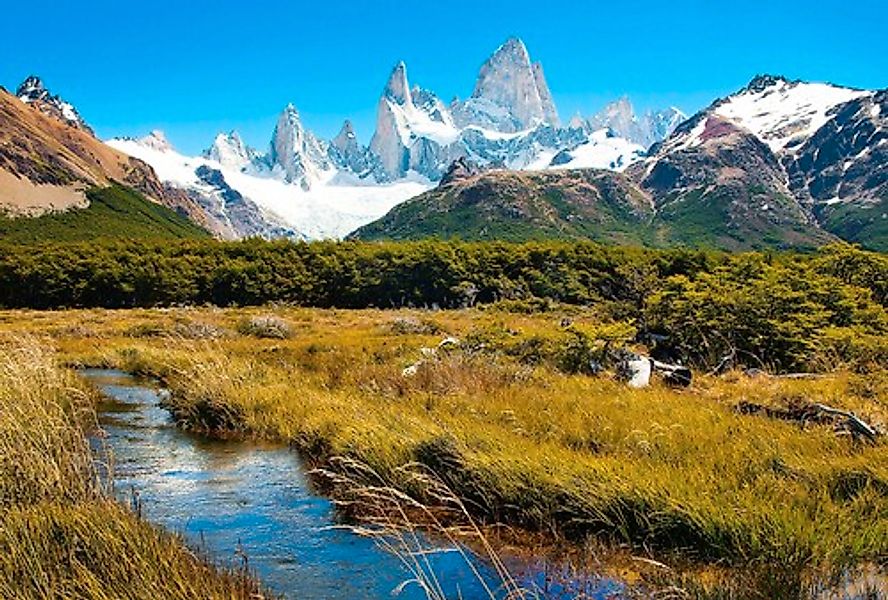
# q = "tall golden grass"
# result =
<box><xmin>0</xmin><ymin>336</ymin><xmax>268</xmax><ymax>599</ymax></box>
<box><xmin>2</xmin><ymin>306</ymin><xmax>886</xmax><ymax>597</ymax></box>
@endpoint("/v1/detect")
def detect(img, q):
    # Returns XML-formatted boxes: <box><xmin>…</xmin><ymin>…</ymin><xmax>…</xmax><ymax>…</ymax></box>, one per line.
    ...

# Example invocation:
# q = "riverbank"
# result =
<box><xmin>4</xmin><ymin>306</ymin><xmax>885</xmax><ymax>598</ymax></box>
<box><xmin>0</xmin><ymin>338</ymin><xmax>268</xmax><ymax>599</ymax></box>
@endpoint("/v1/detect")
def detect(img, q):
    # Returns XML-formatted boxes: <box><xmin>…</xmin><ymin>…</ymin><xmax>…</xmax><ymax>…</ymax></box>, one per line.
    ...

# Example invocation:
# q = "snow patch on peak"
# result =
<box><xmin>204</xmin><ymin>130</ymin><xmax>258</xmax><ymax>170</ymax></box>
<box><xmin>714</xmin><ymin>79</ymin><xmax>871</xmax><ymax>151</ymax></box>
<box><xmin>141</xmin><ymin>130</ymin><xmax>174</xmax><ymax>152</ymax></box>
<box><xmin>15</xmin><ymin>75</ymin><xmax>92</xmax><ymax>133</ymax></box>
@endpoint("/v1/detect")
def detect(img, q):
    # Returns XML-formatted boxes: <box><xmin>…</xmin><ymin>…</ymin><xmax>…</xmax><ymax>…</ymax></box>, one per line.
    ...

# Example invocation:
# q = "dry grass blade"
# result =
<box><xmin>0</xmin><ymin>336</ymin><xmax>270</xmax><ymax>599</ymax></box>
<box><xmin>314</xmin><ymin>457</ymin><xmax>535</xmax><ymax>600</ymax></box>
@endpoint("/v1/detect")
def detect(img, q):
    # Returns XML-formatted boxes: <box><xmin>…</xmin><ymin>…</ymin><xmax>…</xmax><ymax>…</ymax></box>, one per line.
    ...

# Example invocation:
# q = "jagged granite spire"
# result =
<box><xmin>270</xmin><ymin>104</ymin><xmax>331</xmax><ymax>189</ymax></box>
<box><xmin>532</xmin><ymin>62</ymin><xmax>560</xmax><ymax>126</ymax></box>
<box><xmin>454</xmin><ymin>37</ymin><xmax>559</xmax><ymax>132</ymax></box>
<box><xmin>383</xmin><ymin>61</ymin><xmax>412</xmax><ymax>105</ymax></box>
<box><xmin>370</xmin><ymin>63</ymin><xmax>413</xmax><ymax>179</ymax></box>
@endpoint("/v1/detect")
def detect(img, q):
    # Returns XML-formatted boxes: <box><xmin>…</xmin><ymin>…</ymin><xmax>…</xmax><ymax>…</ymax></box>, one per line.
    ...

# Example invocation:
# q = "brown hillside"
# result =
<box><xmin>0</xmin><ymin>88</ymin><xmax>211</xmax><ymax>229</ymax></box>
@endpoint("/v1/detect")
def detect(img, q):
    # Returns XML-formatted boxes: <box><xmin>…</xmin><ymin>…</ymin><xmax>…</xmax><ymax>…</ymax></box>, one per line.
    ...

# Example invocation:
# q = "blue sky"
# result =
<box><xmin>2</xmin><ymin>0</ymin><xmax>885</xmax><ymax>155</ymax></box>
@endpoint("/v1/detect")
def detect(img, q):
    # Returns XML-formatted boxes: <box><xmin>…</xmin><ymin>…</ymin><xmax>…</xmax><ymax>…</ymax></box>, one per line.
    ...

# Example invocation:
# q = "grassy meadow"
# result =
<box><xmin>1</xmin><ymin>305</ymin><xmax>884</xmax><ymax>597</ymax></box>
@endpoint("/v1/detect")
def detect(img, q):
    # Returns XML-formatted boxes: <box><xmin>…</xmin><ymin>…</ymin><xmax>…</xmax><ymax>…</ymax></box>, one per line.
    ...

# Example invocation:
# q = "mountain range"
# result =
<box><xmin>105</xmin><ymin>38</ymin><xmax>685</xmax><ymax>240</ymax></box>
<box><xmin>0</xmin><ymin>38</ymin><xmax>884</xmax><ymax>250</ymax></box>
<box><xmin>355</xmin><ymin>76</ymin><xmax>887</xmax><ymax>250</ymax></box>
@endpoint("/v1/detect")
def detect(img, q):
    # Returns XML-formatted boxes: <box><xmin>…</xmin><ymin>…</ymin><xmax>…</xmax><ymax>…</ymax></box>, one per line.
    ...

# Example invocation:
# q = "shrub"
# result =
<box><xmin>236</xmin><ymin>315</ymin><xmax>292</xmax><ymax>339</ymax></box>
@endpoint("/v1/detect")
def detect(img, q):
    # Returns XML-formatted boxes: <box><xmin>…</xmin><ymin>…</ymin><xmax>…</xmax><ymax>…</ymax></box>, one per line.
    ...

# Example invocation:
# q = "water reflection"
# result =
<box><xmin>84</xmin><ymin>369</ymin><xmax>623</xmax><ymax>600</ymax></box>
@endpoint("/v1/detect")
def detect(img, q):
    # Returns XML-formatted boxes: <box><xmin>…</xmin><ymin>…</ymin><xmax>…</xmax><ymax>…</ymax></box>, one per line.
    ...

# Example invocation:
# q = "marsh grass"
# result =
<box><xmin>316</xmin><ymin>457</ymin><xmax>532</xmax><ymax>600</ymax></box>
<box><xmin>3</xmin><ymin>307</ymin><xmax>886</xmax><ymax>598</ymax></box>
<box><xmin>0</xmin><ymin>336</ymin><xmax>268</xmax><ymax>599</ymax></box>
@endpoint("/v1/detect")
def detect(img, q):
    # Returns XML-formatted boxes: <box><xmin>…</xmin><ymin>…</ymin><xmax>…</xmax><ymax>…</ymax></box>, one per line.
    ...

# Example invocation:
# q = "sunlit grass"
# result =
<box><xmin>1</xmin><ymin>306</ymin><xmax>885</xmax><ymax>597</ymax></box>
<box><xmin>0</xmin><ymin>336</ymin><xmax>268</xmax><ymax>599</ymax></box>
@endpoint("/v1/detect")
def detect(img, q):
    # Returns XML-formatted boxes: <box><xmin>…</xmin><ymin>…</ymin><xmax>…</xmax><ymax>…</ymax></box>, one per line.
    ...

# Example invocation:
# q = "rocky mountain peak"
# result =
<box><xmin>205</xmin><ymin>130</ymin><xmax>256</xmax><ymax>170</ymax></box>
<box><xmin>383</xmin><ymin>61</ymin><xmax>411</xmax><ymax>106</ymax></box>
<box><xmin>591</xmin><ymin>97</ymin><xmax>636</xmax><ymax>126</ymax></box>
<box><xmin>532</xmin><ymin>61</ymin><xmax>559</xmax><ymax>126</ymax></box>
<box><xmin>485</xmin><ymin>37</ymin><xmax>532</xmax><ymax>70</ymax></box>
<box><xmin>270</xmin><ymin>103</ymin><xmax>330</xmax><ymax>188</ymax></box>
<box><xmin>568</xmin><ymin>113</ymin><xmax>587</xmax><ymax>131</ymax></box>
<box><xmin>465</xmin><ymin>37</ymin><xmax>558</xmax><ymax>132</ymax></box>
<box><xmin>16</xmin><ymin>75</ymin><xmax>47</xmax><ymax>102</ymax></box>
<box><xmin>439</xmin><ymin>157</ymin><xmax>481</xmax><ymax>187</ymax></box>
<box><xmin>588</xmin><ymin>98</ymin><xmax>685</xmax><ymax>149</ymax></box>
<box><xmin>743</xmin><ymin>74</ymin><xmax>792</xmax><ymax>94</ymax></box>
<box><xmin>333</xmin><ymin>120</ymin><xmax>357</xmax><ymax>150</ymax></box>
<box><xmin>15</xmin><ymin>75</ymin><xmax>93</xmax><ymax>134</ymax></box>
<box><xmin>141</xmin><ymin>130</ymin><xmax>174</xmax><ymax>152</ymax></box>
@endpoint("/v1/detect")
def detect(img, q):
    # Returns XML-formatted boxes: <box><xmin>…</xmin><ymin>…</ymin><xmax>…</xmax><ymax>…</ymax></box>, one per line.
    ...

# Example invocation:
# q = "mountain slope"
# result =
<box><xmin>350</xmin><ymin>159</ymin><xmax>653</xmax><ymax>244</ymax></box>
<box><xmin>627</xmin><ymin>75</ymin><xmax>884</xmax><ymax>250</ymax></box>
<box><xmin>632</xmin><ymin>115</ymin><xmax>833</xmax><ymax>249</ymax></box>
<box><xmin>784</xmin><ymin>89</ymin><xmax>887</xmax><ymax>250</ymax></box>
<box><xmin>0</xmin><ymin>184</ymin><xmax>209</xmax><ymax>243</ymax></box>
<box><xmin>0</xmin><ymin>84</ymin><xmax>212</xmax><ymax>233</ymax></box>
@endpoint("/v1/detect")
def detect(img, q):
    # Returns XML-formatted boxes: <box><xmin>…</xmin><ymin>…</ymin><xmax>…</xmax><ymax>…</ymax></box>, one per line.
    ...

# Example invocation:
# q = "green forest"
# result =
<box><xmin>0</xmin><ymin>239</ymin><xmax>884</xmax><ymax>372</ymax></box>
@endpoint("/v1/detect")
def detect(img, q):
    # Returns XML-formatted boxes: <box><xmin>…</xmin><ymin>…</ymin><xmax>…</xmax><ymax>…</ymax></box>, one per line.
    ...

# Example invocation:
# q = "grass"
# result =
<box><xmin>0</xmin><ymin>336</ymin><xmax>267</xmax><ymax>599</ymax></box>
<box><xmin>0</xmin><ymin>184</ymin><xmax>210</xmax><ymax>242</ymax></box>
<box><xmin>2</xmin><ymin>306</ymin><xmax>886</xmax><ymax>598</ymax></box>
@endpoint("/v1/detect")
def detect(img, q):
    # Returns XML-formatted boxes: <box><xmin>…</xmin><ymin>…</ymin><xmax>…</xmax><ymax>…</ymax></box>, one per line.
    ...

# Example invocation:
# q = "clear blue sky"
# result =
<box><xmin>2</xmin><ymin>0</ymin><xmax>885</xmax><ymax>155</ymax></box>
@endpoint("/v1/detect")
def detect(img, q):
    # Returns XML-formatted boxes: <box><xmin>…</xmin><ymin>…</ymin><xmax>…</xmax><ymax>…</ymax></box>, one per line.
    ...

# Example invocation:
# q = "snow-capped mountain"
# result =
<box><xmin>99</xmin><ymin>38</ymin><xmax>682</xmax><ymax>240</ymax></box>
<box><xmin>630</xmin><ymin>74</ymin><xmax>886</xmax><ymax>250</ymax></box>
<box><xmin>108</xmin><ymin>132</ymin><xmax>430</xmax><ymax>240</ymax></box>
<box><xmin>452</xmin><ymin>37</ymin><xmax>559</xmax><ymax>132</ymax></box>
<box><xmin>203</xmin><ymin>130</ymin><xmax>260</xmax><ymax>171</ymax></box>
<box><xmin>16</xmin><ymin>76</ymin><xmax>93</xmax><ymax>135</ymax></box>
<box><xmin>658</xmin><ymin>75</ymin><xmax>870</xmax><ymax>156</ymax></box>
<box><xmin>269</xmin><ymin>104</ymin><xmax>334</xmax><ymax>189</ymax></box>
<box><xmin>366</xmin><ymin>38</ymin><xmax>652</xmax><ymax>182</ymax></box>
<box><xmin>369</xmin><ymin>62</ymin><xmax>462</xmax><ymax>180</ymax></box>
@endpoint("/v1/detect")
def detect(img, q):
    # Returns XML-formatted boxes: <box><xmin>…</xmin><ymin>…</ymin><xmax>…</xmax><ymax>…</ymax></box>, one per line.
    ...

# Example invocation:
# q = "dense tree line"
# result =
<box><xmin>0</xmin><ymin>239</ymin><xmax>718</xmax><ymax>309</ymax></box>
<box><xmin>0</xmin><ymin>239</ymin><xmax>884</xmax><ymax>370</ymax></box>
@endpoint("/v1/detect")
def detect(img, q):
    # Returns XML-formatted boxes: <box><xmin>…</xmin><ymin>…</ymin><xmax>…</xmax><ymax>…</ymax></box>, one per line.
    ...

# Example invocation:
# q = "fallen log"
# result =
<box><xmin>653</xmin><ymin>360</ymin><xmax>693</xmax><ymax>387</ymax></box>
<box><xmin>811</xmin><ymin>403</ymin><xmax>880</xmax><ymax>441</ymax></box>
<box><xmin>735</xmin><ymin>400</ymin><xmax>880</xmax><ymax>441</ymax></box>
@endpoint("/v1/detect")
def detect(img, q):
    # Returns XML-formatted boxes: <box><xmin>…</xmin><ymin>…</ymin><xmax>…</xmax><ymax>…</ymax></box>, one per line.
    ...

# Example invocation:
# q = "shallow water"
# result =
<box><xmin>84</xmin><ymin>369</ymin><xmax>624</xmax><ymax>600</ymax></box>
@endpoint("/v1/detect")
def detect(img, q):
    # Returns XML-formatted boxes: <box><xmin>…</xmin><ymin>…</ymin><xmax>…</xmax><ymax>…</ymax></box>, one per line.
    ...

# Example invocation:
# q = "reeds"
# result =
<box><xmin>0</xmin><ymin>336</ymin><xmax>268</xmax><ymax>599</ymax></box>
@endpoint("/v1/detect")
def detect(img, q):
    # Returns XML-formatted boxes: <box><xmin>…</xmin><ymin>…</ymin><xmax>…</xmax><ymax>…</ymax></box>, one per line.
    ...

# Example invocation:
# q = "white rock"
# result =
<box><xmin>626</xmin><ymin>357</ymin><xmax>653</xmax><ymax>389</ymax></box>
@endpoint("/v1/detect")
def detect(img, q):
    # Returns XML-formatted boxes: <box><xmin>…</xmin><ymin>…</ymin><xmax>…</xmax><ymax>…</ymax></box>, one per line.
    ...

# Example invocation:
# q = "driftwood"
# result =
<box><xmin>653</xmin><ymin>360</ymin><xmax>693</xmax><ymax>387</ymax></box>
<box><xmin>736</xmin><ymin>400</ymin><xmax>880</xmax><ymax>441</ymax></box>
<box><xmin>811</xmin><ymin>403</ymin><xmax>880</xmax><ymax>441</ymax></box>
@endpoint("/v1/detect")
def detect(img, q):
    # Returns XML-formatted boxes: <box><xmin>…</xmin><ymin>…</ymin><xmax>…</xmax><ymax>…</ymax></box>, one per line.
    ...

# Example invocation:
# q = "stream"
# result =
<box><xmin>84</xmin><ymin>369</ymin><xmax>624</xmax><ymax>600</ymax></box>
